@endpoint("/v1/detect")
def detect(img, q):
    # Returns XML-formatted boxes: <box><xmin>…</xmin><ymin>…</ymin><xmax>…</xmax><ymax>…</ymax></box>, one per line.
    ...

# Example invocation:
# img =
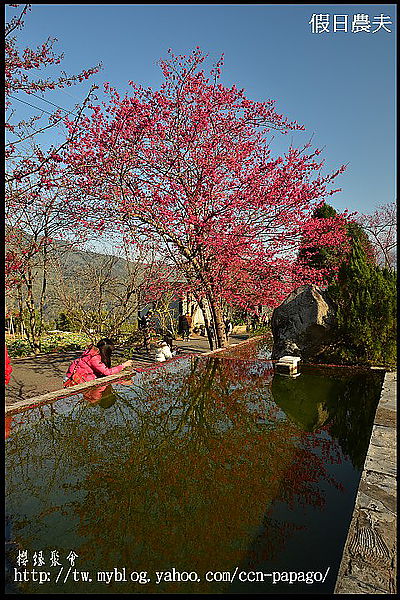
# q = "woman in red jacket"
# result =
<box><xmin>5</xmin><ymin>346</ymin><xmax>13</xmax><ymax>439</ymax></box>
<box><xmin>5</xmin><ymin>346</ymin><xmax>12</xmax><ymax>385</ymax></box>
<box><xmin>63</xmin><ymin>338</ymin><xmax>133</xmax><ymax>388</ymax></box>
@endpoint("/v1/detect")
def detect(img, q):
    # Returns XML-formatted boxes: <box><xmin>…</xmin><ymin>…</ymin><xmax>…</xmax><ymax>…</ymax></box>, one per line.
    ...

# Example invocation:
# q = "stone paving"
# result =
<box><xmin>334</xmin><ymin>371</ymin><xmax>397</xmax><ymax>595</ymax></box>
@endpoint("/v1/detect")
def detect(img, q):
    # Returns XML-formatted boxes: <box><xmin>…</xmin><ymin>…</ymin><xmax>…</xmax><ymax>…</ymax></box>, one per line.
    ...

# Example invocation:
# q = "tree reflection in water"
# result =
<box><xmin>5</xmin><ymin>357</ymin><xmax>382</xmax><ymax>594</ymax></box>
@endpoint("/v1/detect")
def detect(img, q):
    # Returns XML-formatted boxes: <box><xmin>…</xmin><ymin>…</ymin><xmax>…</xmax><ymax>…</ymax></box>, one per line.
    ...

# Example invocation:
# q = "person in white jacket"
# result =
<box><xmin>155</xmin><ymin>341</ymin><xmax>174</xmax><ymax>362</ymax></box>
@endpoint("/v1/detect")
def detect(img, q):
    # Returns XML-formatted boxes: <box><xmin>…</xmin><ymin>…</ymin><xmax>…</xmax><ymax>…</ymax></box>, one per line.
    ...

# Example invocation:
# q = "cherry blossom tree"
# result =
<box><xmin>5</xmin><ymin>3</ymin><xmax>100</xmax><ymax>186</ymax></box>
<box><xmin>62</xmin><ymin>48</ymin><xmax>349</xmax><ymax>349</ymax></box>
<box><xmin>5</xmin><ymin>4</ymin><xmax>101</xmax><ymax>351</ymax></box>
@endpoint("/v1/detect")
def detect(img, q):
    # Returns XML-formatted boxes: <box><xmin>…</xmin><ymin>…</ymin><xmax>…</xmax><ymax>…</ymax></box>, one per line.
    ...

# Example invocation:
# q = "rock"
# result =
<box><xmin>271</xmin><ymin>285</ymin><xmax>336</xmax><ymax>362</ymax></box>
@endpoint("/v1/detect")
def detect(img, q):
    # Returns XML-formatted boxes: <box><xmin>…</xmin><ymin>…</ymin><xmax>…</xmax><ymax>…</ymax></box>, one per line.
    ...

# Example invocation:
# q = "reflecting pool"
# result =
<box><xmin>5</xmin><ymin>350</ymin><xmax>383</xmax><ymax>594</ymax></box>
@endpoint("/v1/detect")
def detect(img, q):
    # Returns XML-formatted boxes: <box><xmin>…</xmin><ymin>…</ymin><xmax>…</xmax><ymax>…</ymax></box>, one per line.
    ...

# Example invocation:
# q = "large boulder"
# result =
<box><xmin>271</xmin><ymin>285</ymin><xmax>336</xmax><ymax>362</ymax></box>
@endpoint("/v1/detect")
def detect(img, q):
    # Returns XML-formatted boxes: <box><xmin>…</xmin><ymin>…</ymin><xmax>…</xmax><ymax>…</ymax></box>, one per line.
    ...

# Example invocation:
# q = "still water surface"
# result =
<box><xmin>5</xmin><ymin>346</ymin><xmax>383</xmax><ymax>594</ymax></box>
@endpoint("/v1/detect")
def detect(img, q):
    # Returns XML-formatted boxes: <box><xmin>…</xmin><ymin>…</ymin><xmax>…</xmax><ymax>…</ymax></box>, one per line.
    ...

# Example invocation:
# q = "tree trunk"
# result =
<box><xmin>207</xmin><ymin>293</ymin><xmax>227</xmax><ymax>349</ymax></box>
<box><xmin>38</xmin><ymin>246</ymin><xmax>48</xmax><ymax>341</ymax></box>
<box><xmin>23</xmin><ymin>265</ymin><xmax>41</xmax><ymax>354</ymax></box>
<box><xmin>196</xmin><ymin>296</ymin><xmax>215</xmax><ymax>351</ymax></box>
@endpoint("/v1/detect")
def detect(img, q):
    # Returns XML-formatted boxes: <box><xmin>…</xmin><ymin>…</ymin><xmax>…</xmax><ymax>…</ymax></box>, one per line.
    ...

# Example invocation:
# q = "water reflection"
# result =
<box><xmin>271</xmin><ymin>367</ymin><xmax>382</xmax><ymax>470</ymax></box>
<box><xmin>82</xmin><ymin>382</ymin><xmax>132</xmax><ymax>409</ymax></box>
<box><xmin>5</xmin><ymin>357</ymin><xmax>382</xmax><ymax>594</ymax></box>
<box><xmin>271</xmin><ymin>373</ymin><xmax>333</xmax><ymax>432</ymax></box>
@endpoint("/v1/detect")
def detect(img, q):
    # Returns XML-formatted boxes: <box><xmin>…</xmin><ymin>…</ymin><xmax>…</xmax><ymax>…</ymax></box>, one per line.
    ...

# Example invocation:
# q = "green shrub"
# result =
<box><xmin>56</xmin><ymin>312</ymin><xmax>75</xmax><ymax>332</ymax></box>
<box><xmin>299</xmin><ymin>204</ymin><xmax>397</xmax><ymax>368</ymax></box>
<box><xmin>7</xmin><ymin>332</ymin><xmax>91</xmax><ymax>357</ymax></box>
<box><xmin>322</xmin><ymin>225</ymin><xmax>396</xmax><ymax>367</ymax></box>
<box><xmin>7</xmin><ymin>338</ymin><xmax>32</xmax><ymax>357</ymax></box>
<box><xmin>249</xmin><ymin>325</ymin><xmax>271</xmax><ymax>337</ymax></box>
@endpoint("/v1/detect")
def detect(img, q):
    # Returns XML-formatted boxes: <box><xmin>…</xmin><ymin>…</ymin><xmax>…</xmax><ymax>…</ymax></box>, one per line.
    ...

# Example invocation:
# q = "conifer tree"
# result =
<box><xmin>327</xmin><ymin>221</ymin><xmax>396</xmax><ymax>366</ymax></box>
<box><xmin>300</xmin><ymin>204</ymin><xmax>396</xmax><ymax>366</ymax></box>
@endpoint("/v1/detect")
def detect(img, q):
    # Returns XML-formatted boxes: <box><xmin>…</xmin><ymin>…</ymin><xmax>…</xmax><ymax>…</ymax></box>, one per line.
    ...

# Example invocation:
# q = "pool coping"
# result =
<box><xmin>4</xmin><ymin>336</ymin><xmax>264</xmax><ymax>415</ymax></box>
<box><xmin>334</xmin><ymin>371</ymin><xmax>397</xmax><ymax>595</ymax></box>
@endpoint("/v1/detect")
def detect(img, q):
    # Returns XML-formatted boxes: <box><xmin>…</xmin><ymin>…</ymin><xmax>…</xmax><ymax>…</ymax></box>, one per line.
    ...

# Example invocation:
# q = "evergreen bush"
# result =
<box><xmin>299</xmin><ymin>204</ymin><xmax>396</xmax><ymax>367</ymax></box>
<box><xmin>320</xmin><ymin>215</ymin><xmax>396</xmax><ymax>366</ymax></box>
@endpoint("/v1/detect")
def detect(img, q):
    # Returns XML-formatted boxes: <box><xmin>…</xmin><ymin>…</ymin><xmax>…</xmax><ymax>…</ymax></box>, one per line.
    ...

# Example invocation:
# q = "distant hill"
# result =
<box><xmin>5</xmin><ymin>236</ymin><xmax>151</xmax><ymax>320</ymax></box>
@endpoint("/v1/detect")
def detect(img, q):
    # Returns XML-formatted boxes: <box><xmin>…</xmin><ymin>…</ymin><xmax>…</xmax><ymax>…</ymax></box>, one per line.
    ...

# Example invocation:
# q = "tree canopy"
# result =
<box><xmin>61</xmin><ymin>49</ymin><xmax>348</xmax><ymax>348</ymax></box>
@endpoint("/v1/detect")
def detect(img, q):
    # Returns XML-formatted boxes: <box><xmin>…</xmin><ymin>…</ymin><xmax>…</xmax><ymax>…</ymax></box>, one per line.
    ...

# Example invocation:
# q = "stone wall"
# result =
<box><xmin>334</xmin><ymin>371</ymin><xmax>397</xmax><ymax>594</ymax></box>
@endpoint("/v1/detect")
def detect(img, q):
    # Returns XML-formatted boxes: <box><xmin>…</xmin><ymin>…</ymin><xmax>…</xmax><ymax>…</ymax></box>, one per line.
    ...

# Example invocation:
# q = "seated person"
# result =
<box><xmin>63</xmin><ymin>338</ymin><xmax>133</xmax><ymax>387</ymax></box>
<box><xmin>155</xmin><ymin>341</ymin><xmax>174</xmax><ymax>362</ymax></box>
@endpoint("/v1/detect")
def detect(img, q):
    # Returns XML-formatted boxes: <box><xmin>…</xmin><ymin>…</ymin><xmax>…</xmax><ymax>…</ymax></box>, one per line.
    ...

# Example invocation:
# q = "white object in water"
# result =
<box><xmin>275</xmin><ymin>355</ymin><xmax>301</xmax><ymax>375</ymax></box>
<box><xmin>278</xmin><ymin>356</ymin><xmax>301</xmax><ymax>365</ymax></box>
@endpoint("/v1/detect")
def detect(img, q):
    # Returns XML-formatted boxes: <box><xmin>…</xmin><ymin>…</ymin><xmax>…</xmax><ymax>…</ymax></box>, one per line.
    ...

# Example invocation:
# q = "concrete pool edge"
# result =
<box><xmin>334</xmin><ymin>371</ymin><xmax>397</xmax><ymax>595</ymax></box>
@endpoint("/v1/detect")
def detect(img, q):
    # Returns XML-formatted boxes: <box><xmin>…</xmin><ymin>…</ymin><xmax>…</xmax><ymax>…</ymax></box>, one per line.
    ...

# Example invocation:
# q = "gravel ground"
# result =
<box><xmin>5</xmin><ymin>334</ymin><xmax>249</xmax><ymax>406</ymax></box>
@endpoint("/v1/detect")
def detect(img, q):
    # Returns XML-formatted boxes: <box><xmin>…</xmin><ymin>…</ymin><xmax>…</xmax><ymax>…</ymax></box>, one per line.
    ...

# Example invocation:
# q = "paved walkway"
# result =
<box><xmin>5</xmin><ymin>334</ymin><xmax>249</xmax><ymax>407</ymax></box>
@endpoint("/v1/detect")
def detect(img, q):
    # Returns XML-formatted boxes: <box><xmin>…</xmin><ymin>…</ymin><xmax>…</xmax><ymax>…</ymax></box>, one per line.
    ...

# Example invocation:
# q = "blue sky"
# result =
<box><xmin>6</xmin><ymin>3</ymin><xmax>396</xmax><ymax>216</ymax></box>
